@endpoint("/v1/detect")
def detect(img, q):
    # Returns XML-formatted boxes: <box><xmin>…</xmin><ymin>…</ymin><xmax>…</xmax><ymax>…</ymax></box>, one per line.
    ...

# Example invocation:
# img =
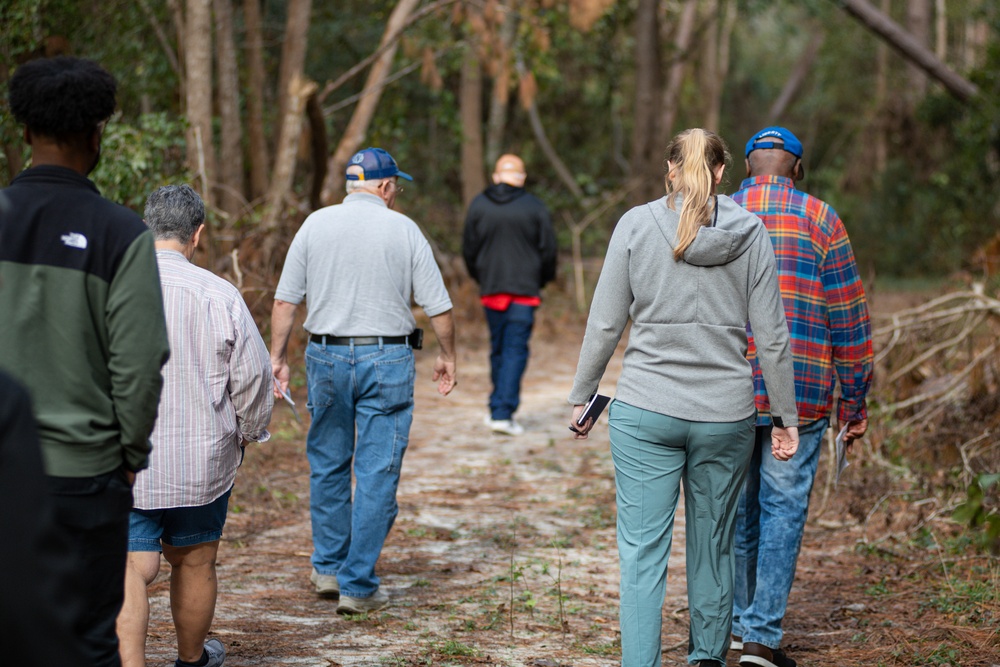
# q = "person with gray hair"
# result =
<box><xmin>271</xmin><ymin>147</ymin><xmax>457</xmax><ymax>614</ymax></box>
<box><xmin>116</xmin><ymin>184</ymin><xmax>273</xmax><ymax>667</ymax></box>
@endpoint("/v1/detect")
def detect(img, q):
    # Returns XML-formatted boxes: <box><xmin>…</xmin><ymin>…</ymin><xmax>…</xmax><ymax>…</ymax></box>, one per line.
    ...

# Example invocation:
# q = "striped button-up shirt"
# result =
<box><xmin>733</xmin><ymin>176</ymin><xmax>873</xmax><ymax>427</ymax></box>
<box><xmin>133</xmin><ymin>250</ymin><xmax>273</xmax><ymax>509</ymax></box>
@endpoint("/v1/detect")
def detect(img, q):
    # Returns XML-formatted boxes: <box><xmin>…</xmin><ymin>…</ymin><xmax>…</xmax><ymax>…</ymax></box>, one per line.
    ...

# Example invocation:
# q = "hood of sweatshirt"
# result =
<box><xmin>484</xmin><ymin>183</ymin><xmax>527</xmax><ymax>204</ymax></box>
<box><xmin>650</xmin><ymin>194</ymin><xmax>765</xmax><ymax>268</ymax></box>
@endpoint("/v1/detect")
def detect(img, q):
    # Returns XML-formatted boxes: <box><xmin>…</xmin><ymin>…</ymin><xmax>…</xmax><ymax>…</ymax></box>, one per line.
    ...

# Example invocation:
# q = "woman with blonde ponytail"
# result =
<box><xmin>568</xmin><ymin>129</ymin><xmax>799</xmax><ymax>667</ymax></box>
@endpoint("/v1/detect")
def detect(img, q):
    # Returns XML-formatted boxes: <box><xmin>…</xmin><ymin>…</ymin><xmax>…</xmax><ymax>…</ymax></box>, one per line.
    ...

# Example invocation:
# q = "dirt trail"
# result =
<box><xmin>138</xmin><ymin>321</ymin><xmax>887</xmax><ymax>666</ymax></box>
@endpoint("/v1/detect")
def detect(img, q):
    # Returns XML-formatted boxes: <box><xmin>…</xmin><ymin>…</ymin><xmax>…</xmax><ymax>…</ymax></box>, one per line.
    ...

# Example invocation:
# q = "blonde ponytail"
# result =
<box><xmin>664</xmin><ymin>129</ymin><xmax>730</xmax><ymax>261</ymax></box>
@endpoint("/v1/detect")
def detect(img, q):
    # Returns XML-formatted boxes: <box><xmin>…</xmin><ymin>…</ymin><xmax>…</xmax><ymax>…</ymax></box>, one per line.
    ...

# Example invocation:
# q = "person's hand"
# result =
<box><xmin>837</xmin><ymin>417</ymin><xmax>868</xmax><ymax>454</ymax></box>
<box><xmin>569</xmin><ymin>404</ymin><xmax>593</xmax><ymax>440</ymax></box>
<box><xmin>771</xmin><ymin>425</ymin><xmax>799</xmax><ymax>461</ymax></box>
<box><xmin>432</xmin><ymin>355</ymin><xmax>456</xmax><ymax>396</ymax></box>
<box><xmin>272</xmin><ymin>360</ymin><xmax>290</xmax><ymax>398</ymax></box>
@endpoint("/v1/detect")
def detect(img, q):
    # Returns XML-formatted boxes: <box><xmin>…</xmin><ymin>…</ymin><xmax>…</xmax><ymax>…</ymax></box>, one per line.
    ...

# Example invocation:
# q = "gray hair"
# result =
<box><xmin>345</xmin><ymin>164</ymin><xmax>385</xmax><ymax>194</ymax></box>
<box><xmin>144</xmin><ymin>184</ymin><xmax>205</xmax><ymax>243</ymax></box>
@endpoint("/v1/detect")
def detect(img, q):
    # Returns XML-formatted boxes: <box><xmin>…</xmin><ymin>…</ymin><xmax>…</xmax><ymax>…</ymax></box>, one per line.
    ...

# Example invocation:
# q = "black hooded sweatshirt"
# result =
<box><xmin>462</xmin><ymin>183</ymin><xmax>557</xmax><ymax>297</ymax></box>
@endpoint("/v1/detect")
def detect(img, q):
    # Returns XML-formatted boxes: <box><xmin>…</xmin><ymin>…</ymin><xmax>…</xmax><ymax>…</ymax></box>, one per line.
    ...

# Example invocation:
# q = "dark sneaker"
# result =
<box><xmin>730</xmin><ymin>634</ymin><xmax>744</xmax><ymax>651</ymax></box>
<box><xmin>740</xmin><ymin>642</ymin><xmax>796</xmax><ymax>667</ymax></box>
<box><xmin>310</xmin><ymin>568</ymin><xmax>340</xmax><ymax>598</ymax></box>
<box><xmin>175</xmin><ymin>639</ymin><xmax>225</xmax><ymax>667</ymax></box>
<box><xmin>337</xmin><ymin>587</ymin><xmax>389</xmax><ymax>615</ymax></box>
<box><xmin>698</xmin><ymin>661</ymin><xmax>723</xmax><ymax>667</ymax></box>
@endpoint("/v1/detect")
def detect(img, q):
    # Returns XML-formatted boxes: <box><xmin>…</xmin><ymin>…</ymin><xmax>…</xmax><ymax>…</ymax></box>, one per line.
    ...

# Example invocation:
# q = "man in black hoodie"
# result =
<box><xmin>463</xmin><ymin>154</ymin><xmax>557</xmax><ymax>436</ymax></box>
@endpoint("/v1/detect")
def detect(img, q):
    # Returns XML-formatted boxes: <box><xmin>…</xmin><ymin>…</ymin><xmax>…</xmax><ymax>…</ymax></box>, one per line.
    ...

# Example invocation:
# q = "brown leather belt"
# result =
<box><xmin>309</xmin><ymin>334</ymin><xmax>407</xmax><ymax>346</ymax></box>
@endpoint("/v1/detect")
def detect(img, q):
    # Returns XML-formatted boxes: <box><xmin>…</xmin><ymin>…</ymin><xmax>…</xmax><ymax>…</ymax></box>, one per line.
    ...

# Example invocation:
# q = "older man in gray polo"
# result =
<box><xmin>270</xmin><ymin>147</ymin><xmax>457</xmax><ymax>615</ymax></box>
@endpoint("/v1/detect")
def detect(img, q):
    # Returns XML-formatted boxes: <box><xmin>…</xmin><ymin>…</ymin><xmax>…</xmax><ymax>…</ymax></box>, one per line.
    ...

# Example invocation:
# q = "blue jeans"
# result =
<box><xmin>305</xmin><ymin>340</ymin><xmax>414</xmax><ymax>598</ymax></box>
<box><xmin>484</xmin><ymin>303</ymin><xmax>535</xmax><ymax>420</ymax></box>
<box><xmin>610</xmin><ymin>401</ymin><xmax>756</xmax><ymax>667</ymax></box>
<box><xmin>733</xmin><ymin>417</ymin><xmax>829</xmax><ymax>649</ymax></box>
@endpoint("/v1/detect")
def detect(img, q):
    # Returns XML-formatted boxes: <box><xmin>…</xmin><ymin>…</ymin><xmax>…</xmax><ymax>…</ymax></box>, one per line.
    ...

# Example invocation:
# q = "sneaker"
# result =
<box><xmin>698</xmin><ymin>662</ymin><xmax>722</xmax><ymax>667</ymax></box>
<box><xmin>489</xmin><ymin>419</ymin><xmax>524</xmax><ymax>436</ymax></box>
<box><xmin>730</xmin><ymin>634</ymin><xmax>744</xmax><ymax>651</ymax></box>
<box><xmin>336</xmin><ymin>587</ymin><xmax>390</xmax><ymax>615</ymax></box>
<box><xmin>310</xmin><ymin>568</ymin><xmax>340</xmax><ymax>597</ymax></box>
<box><xmin>740</xmin><ymin>642</ymin><xmax>797</xmax><ymax>667</ymax></box>
<box><xmin>175</xmin><ymin>638</ymin><xmax>225</xmax><ymax>667</ymax></box>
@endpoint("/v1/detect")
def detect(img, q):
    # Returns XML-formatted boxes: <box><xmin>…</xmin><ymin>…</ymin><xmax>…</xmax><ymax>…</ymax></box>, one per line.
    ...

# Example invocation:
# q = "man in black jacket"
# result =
<box><xmin>462</xmin><ymin>154</ymin><xmax>557</xmax><ymax>436</ymax></box>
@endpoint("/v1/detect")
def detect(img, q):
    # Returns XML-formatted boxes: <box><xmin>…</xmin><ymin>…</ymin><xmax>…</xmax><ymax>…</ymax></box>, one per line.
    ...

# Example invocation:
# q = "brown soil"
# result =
<box><xmin>139</xmin><ymin>310</ymin><xmax>999</xmax><ymax>667</ymax></box>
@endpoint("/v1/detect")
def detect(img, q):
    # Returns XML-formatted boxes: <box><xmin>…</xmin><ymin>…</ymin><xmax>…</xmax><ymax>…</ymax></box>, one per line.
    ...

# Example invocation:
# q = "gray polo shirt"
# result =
<box><xmin>274</xmin><ymin>192</ymin><xmax>453</xmax><ymax>336</ymax></box>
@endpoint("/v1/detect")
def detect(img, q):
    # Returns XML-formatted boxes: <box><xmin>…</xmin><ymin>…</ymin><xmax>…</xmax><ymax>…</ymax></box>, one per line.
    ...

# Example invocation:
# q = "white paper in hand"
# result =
<box><xmin>835</xmin><ymin>425</ymin><xmax>850</xmax><ymax>484</ymax></box>
<box><xmin>273</xmin><ymin>376</ymin><xmax>302</xmax><ymax>424</ymax></box>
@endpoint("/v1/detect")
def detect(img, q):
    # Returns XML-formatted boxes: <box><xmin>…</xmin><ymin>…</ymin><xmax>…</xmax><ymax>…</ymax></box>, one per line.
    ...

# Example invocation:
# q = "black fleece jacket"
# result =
<box><xmin>462</xmin><ymin>183</ymin><xmax>557</xmax><ymax>297</ymax></box>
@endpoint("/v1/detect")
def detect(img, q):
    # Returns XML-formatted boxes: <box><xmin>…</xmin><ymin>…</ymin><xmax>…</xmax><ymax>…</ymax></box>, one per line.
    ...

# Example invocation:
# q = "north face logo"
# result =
<box><xmin>61</xmin><ymin>232</ymin><xmax>88</xmax><ymax>249</ymax></box>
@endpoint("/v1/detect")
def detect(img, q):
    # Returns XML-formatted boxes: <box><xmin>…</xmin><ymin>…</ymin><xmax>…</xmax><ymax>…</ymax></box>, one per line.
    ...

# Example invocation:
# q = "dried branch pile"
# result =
<box><xmin>872</xmin><ymin>288</ymin><xmax>1000</xmax><ymax>481</ymax></box>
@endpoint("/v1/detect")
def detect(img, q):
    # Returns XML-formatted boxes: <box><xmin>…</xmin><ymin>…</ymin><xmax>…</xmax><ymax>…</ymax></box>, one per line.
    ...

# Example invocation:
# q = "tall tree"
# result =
<box><xmin>460</xmin><ymin>44</ymin><xmax>485</xmax><ymax>208</ymax></box>
<box><xmin>320</xmin><ymin>0</ymin><xmax>421</xmax><ymax>205</ymax></box>
<box><xmin>906</xmin><ymin>0</ymin><xmax>932</xmax><ymax>103</ymax></box>
<box><xmin>214</xmin><ymin>0</ymin><xmax>244</xmax><ymax>220</ymax></box>
<box><xmin>275</xmin><ymin>0</ymin><xmax>312</xmax><ymax>141</ymax></box>
<box><xmin>484</xmin><ymin>5</ymin><xmax>519</xmax><ymax>167</ymax></box>
<box><xmin>628</xmin><ymin>0</ymin><xmax>662</xmax><ymax>204</ymax></box>
<box><xmin>184</xmin><ymin>0</ymin><xmax>216</xmax><ymax>208</ymax></box>
<box><xmin>243</xmin><ymin>0</ymin><xmax>269</xmax><ymax>200</ymax></box>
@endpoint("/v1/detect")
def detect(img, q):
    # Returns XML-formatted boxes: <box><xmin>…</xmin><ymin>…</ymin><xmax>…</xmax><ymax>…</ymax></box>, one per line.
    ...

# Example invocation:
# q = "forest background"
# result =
<box><xmin>1</xmin><ymin>1</ymin><xmax>999</xmax><ymax>663</ymax></box>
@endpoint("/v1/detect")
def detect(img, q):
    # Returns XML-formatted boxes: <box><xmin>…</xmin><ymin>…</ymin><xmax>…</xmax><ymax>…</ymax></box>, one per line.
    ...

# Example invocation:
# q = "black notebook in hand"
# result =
<box><xmin>576</xmin><ymin>393</ymin><xmax>610</xmax><ymax>427</ymax></box>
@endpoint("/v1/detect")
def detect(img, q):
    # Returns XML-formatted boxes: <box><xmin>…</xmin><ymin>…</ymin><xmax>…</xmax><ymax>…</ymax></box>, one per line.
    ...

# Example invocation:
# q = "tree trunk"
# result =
<box><xmin>628</xmin><ymin>0</ymin><xmax>661</xmax><ymax>205</ymax></box>
<box><xmin>243</xmin><ymin>0</ymin><xmax>269</xmax><ymax>200</ymax></box>
<box><xmin>713</xmin><ymin>0</ymin><xmax>737</xmax><ymax>130</ymax></box>
<box><xmin>700</xmin><ymin>0</ymin><xmax>719</xmax><ymax>131</ymax></box>
<box><xmin>320</xmin><ymin>0</ymin><xmax>420</xmax><ymax>206</ymax></box>
<box><xmin>905</xmin><ymin>0</ymin><xmax>932</xmax><ymax>102</ymax></box>
<box><xmin>768</xmin><ymin>32</ymin><xmax>824</xmax><ymax>122</ymax></box>
<box><xmin>484</xmin><ymin>7</ymin><xmax>519</xmax><ymax>168</ymax></box>
<box><xmin>935</xmin><ymin>0</ymin><xmax>946</xmax><ymax>60</ymax></box>
<box><xmin>962</xmin><ymin>15</ymin><xmax>988</xmax><ymax>69</ymax></box>
<box><xmin>167</xmin><ymin>0</ymin><xmax>186</xmax><ymax>103</ymax></box>
<box><xmin>839</xmin><ymin>0</ymin><xmax>977</xmax><ymax>101</ymax></box>
<box><xmin>262</xmin><ymin>74</ymin><xmax>319</xmax><ymax>231</ymax></box>
<box><xmin>184</xmin><ymin>0</ymin><xmax>216</xmax><ymax>208</ymax></box>
<box><xmin>214</xmin><ymin>0</ymin><xmax>244</xmax><ymax>221</ymax></box>
<box><xmin>460</xmin><ymin>46</ymin><xmax>485</xmax><ymax>210</ymax></box>
<box><xmin>650</xmin><ymin>0</ymin><xmax>697</xmax><ymax>198</ymax></box>
<box><xmin>305</xmin><ymin>91</ymin><xmax>328</xmax><ymax>211</ymax></box>
<box><xmin>275</xmin><ymin>0</ymin><xmax>312</xmax><ymax>139</ymax></box>
<box><xmin>874</xmin><ymin>0</ymin><xmax>891</xmax><ymax>174</ymax></box>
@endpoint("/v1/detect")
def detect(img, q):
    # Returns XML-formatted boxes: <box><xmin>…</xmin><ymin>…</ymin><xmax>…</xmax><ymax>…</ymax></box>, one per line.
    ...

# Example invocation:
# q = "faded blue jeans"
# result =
<box><xmin>484</xmin><ymin>303</ymin><xmax>535</xmax><ymax>420</ymax></box>
<box><xmin>732</xmin><ymin>417</ymin><xmax>829</xmax><ymax>649</ymax></box>
<box><xmin>305</xmin><ymin>339</ymin><xmax>414</xmax><ymax>598</ymax></box>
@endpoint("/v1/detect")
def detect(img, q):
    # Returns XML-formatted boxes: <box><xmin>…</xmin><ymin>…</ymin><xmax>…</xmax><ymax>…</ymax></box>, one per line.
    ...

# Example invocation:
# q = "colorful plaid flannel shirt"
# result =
<box><xmin>733</xmin><ymin>175</ymin><xmax>873</xmax><ymax>427</ymax></box>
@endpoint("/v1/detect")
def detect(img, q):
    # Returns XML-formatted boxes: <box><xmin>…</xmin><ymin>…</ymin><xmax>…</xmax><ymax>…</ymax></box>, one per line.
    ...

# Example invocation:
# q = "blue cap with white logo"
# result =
<box><xmin>745</xmin><ymin>126</ymin><xmax>803</xmax><ymax>159</ymax></box>
<box><xmin>345</xmin><ymin>147</ymin><xmax>413</xmax><ymax>182</ymax></box>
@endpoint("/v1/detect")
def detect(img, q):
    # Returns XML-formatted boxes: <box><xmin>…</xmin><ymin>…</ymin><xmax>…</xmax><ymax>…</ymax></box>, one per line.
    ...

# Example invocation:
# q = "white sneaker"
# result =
<box><xmin>489</xmin><ymin>419</ymin><xmax>524</xmax><ymax>436</ymax></box>
<box><xmin>337</xmin><ymin>587</ymin><xmax>390</xmax><ymax>615</ymax></box>
<box><xmin>310</xmin><ymin>568</ymin><xmax>339</xmax><ymax>597</ymax></box>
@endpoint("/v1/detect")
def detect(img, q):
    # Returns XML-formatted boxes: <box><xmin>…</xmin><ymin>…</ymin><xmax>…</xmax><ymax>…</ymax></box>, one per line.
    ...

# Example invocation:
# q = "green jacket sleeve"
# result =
<box><xmin>105</xmin><ymin>232</ymin><xmax>170</xmax><ymax>472</ymax></box>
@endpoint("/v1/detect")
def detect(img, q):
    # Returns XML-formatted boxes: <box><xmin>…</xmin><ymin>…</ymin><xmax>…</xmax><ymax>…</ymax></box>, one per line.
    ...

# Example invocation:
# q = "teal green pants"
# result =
<box><xmin>609</xmin><ymin>400</ymin><xmax>755</xmax><ymax>666</ymax></box>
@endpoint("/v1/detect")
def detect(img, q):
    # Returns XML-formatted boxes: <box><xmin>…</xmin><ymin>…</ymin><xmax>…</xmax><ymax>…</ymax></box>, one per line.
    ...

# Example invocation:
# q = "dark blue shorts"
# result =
<box><xmin>128</xmin><ymin>487</ymin><xmax>232</xmax><ymax>551</ymax></box>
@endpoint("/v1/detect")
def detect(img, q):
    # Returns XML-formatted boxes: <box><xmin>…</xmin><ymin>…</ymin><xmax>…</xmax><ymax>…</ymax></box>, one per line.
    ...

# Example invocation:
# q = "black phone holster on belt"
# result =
<box><xmin>408</xmin><ymin>328</ymin><xmax>424</xmax><ymax>350</ymax></box>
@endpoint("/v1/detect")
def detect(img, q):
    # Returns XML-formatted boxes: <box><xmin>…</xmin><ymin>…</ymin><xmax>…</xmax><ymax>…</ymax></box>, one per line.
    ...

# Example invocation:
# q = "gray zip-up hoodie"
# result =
<box><xmin>569</xmin><ymin>194</ymin><xmax>797</xmax><ymax>426</ymax></box>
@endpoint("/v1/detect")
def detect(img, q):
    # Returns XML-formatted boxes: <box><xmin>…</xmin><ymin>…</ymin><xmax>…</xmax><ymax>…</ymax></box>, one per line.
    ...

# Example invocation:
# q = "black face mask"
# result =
<box><xmin>86</xmin><ymin>144</ymin><xmax>101</xmax><ymax>176</ymax></box>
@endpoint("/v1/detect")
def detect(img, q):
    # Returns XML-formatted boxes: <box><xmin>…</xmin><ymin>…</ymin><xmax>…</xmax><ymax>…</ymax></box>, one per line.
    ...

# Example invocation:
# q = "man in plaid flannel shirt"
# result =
<box><xmin>730</xmin><ymin>127</ymin><xmax>873</xmax><ymax>667</ymax></box>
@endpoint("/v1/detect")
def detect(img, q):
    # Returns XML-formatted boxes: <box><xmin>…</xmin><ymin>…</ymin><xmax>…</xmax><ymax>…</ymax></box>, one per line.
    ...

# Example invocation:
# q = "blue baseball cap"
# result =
<box><xmin>745</xmin><ymin>126</ymin><xmax>803</xmax><ymax>159</ymax></box>
<box><xmin>345</xmin><ymin>147</ymin><xmax>413</xmax><ymax>182</ymax></box>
